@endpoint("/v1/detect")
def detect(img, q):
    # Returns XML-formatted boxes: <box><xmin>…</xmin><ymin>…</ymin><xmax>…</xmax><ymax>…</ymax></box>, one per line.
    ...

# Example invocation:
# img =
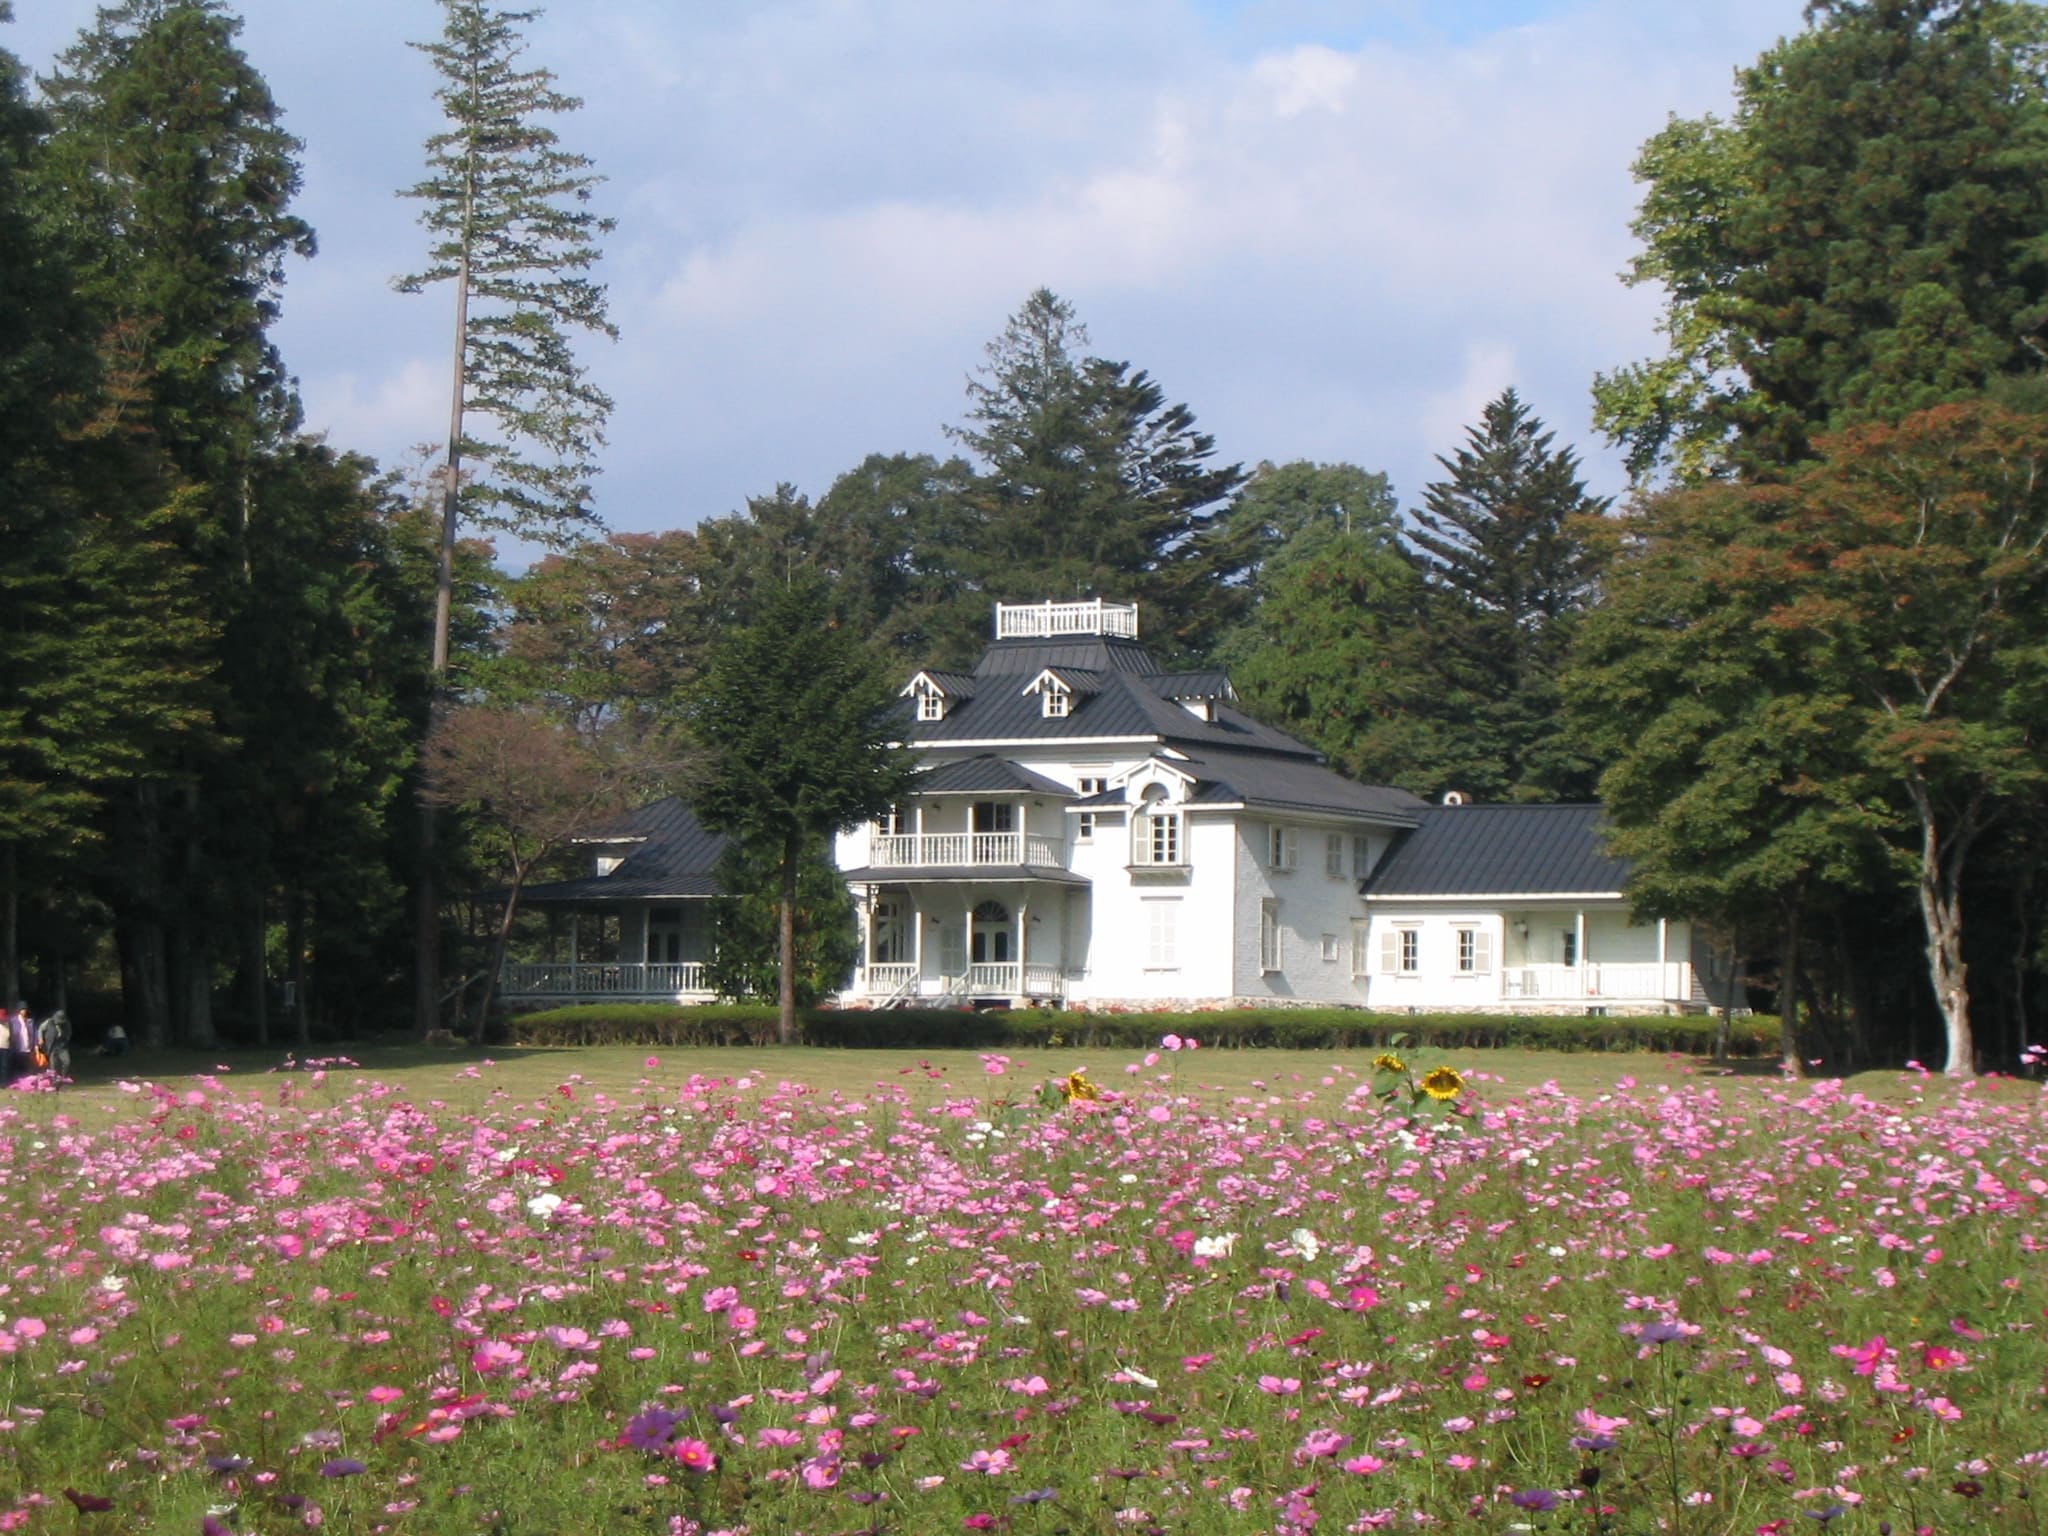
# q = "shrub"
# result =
<box><xmin>509</xmin><ymin>1003</ymin><xmax>1773</xmax><ymax>1056</ymax></box>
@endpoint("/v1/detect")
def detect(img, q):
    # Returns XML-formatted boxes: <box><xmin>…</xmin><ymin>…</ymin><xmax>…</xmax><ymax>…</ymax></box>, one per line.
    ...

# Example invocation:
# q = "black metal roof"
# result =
<box><xmin>1174</xmin><ymin>748</ymin><xmax>1427</xmax><ymax>823</ymax></box>
<box><xmin>912</xmin><ymin>755</ymin><xmax>1076</xmax><ymax>797</ymax></box>
<box><xmin>907</xmin><ymin>668</ymin><xmax>1320</xmax><ymax>758</ymax></box>
<box><xmin>1362</xmin><ymin>804</ymin><xmax>1626</xmax><ymax>898</ymax></box>
<box><xmin>1154</xmin><ymin>671</ymin><xmax>1234</xmax><ymax>701</ymax></box>
<box><xmin>972</xmin><ymin>635</ymin><xmax>1161</xmax><ymax>676</ymax></box>
<box><xmin>525</xmin><ymin>798</ymin><xmax>730</xmax><ymax>904</ymax></box>
<box><xmin>911</xmin><ymin>669</ymin><xmax>978</xmax><ymax>699</ymax></box>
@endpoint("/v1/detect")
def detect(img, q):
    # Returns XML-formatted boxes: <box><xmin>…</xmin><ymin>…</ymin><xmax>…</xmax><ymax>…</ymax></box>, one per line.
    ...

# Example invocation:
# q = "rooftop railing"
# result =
<box><xmin>994</xmin><ymin>599</ymin><xmax>1138</xmax><ymax>640</ymax></box>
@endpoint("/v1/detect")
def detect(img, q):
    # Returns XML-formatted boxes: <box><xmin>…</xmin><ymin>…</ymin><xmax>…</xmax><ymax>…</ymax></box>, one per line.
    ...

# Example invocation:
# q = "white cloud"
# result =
<box><xmin>11</xmin><ymin>0</ymin><xmax>1808</xmax><ymax>527</ymax></box>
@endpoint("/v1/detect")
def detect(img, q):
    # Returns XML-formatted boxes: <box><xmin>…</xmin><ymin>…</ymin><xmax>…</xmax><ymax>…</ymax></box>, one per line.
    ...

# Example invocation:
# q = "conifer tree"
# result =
<box><xmin>684</xmin><ymin>574</ymin><xmax>918</xmax><ymax>1045</ymax></box>
<box><xmin>399</xmin><ymin>0</ymin><xmax>616</xmax><ymax>668</ymax></box>
<box><xmin>950</xmin><ymin>290</ymin><xmax>1247</xmax><ymax>658</ymax></box>
<box><xmin>398</xmin><ymin>0</ymin><xmax>616</xmax><ymax>1032</ymax></box>
<box><xmin>1407</xmin><ymin>389</ymin><xmax>1606</xmax><ymax>801</ymax></box>
<box><xmin>39</xmin><ymin>0</ymin><xmax>315</xmax><ymax>1044</ymax></box>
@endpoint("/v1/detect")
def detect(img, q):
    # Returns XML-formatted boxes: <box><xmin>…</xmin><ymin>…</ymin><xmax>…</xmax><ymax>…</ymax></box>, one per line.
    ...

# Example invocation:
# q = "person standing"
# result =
<box><xmin>4</xmin><ymin>1002</ymin><xmax>32</xmax><ymax>1082</ymax></box>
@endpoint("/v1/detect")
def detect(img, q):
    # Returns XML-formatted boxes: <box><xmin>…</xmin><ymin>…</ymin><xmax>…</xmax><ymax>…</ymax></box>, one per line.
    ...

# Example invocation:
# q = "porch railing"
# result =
<box><xmin>1502</xmin><ymin>962</ymin><xmax>1694</xmax><ymax>1002</ymax></box>
<box><xmin>867</xmin><ymin>832</ymin><xmax>1065</xmax><ymax>868</ymax></box>
<box><xmin>857</xmin><ymin>963</ymin><xmax>1065</xmax><ymax>1000</ymax></box>
<box><xmin>500</xmin><ymin>962</ymin><xmax>711</xmax><ymax>1000</ymax></box>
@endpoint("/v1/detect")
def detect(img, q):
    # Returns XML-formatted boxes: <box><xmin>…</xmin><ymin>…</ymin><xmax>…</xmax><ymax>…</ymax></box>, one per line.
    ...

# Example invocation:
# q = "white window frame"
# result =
<box><xmin>1133</xmin><ymin>807</ymin><xmax>1183</xmax><ymax>867</ymax></box>
<box><xmin>1268</xmin><ymin>824</ymin><xmax>1297</xmax><ymax>871</ymax></box>
<box><xmin>1352</xmin><ymin>834</ymin><xmax>1373</xmax><ymax>879</ymax></box>
<box><xmin>1259</xmin><ymin>900</ymin><xmax>1282</xmax><ymax>973</ymax></box>
<box><xmin>916</xmin><ymin>691</ymin><xmax>944</xmax><ymax>722</ymax></box>
<box><xmin>1325</xmin><ymin>833</ymin><xmax>1345</xmax><ymax>878</ymax></box>
<box><xmin>1380</xmin><ymin>926</ymin><xmax>1420</xmax><ymax>975</ymax></box>
<box><xmin>1457</xmin><ymin>927</ymin><xmax>1493</xmax><ymax>975</ymax></box>
<box><xmin>1043</xmin><ymin>688</ymin><xmax>1069</xmax><ymax>719</ymax></box>
<box><xmin>1351</xmin><ymin>922</ymin><xmax>1371</xmax><ymax>978</ymax></box>
<box><xmin>1143</xmin><ymin>897</ymin><xmax>1179</xmax><ymax>971</ymax></box>
<box><xmin>875</xmin><ymin>805</ymin><xmax>908</xmax><ymax>837</ymax></box>
<box><xmin>1320</xmin><ymin>932</ymin><xmax>1338</xmax><ymax>963</ymax></box>
<box><xmin>1074</xmin><ymin>777</ymin><xmax>1105</xmax><ymax>843</ymax></box>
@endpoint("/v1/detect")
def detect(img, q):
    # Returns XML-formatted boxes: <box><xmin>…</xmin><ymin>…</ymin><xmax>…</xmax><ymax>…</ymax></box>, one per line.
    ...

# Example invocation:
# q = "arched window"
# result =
<box><xmin>1131</xmin><ymin>784</ymin><xmax>1184</xmax><ymax>867</ymax></box>
<box><xmin>970</xmin><ymin>900</ymin><xmax>1012</xmax><ymax>963</ymax></box>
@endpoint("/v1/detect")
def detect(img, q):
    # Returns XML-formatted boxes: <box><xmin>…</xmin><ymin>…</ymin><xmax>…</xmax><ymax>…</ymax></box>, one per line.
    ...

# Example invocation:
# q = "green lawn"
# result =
<box><xmin>31</xmin><ymin>1036</ymin><xmax>1970</xmax><ymax>1122</ymax></box>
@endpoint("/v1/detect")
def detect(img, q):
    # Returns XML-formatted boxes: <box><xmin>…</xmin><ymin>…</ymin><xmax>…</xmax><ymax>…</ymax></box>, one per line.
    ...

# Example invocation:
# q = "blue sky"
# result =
<box><xmin>6</xmin><ymin>1</ymin><xmax>1805</xmax><ymax>548</ymax></box>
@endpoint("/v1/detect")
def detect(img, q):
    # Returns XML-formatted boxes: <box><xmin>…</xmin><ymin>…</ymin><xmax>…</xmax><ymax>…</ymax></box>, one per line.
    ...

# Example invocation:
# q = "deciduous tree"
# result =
<box><xmin>1594</xmin><ymin>0</ymin><xmax>2048</xmax><ymax>482</ymax></box>
<box><xmin>423</xmin><ymin>703</ymin><xmax>680</xmax><ymax>1032</ymax></box>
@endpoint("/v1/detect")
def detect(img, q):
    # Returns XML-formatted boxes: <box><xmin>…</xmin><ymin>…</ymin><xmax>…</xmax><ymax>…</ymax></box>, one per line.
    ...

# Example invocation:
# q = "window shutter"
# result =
<box><xmin>1378</xmin><ymin>929</ymin><xmax>1398</xmax><ymax>975</ymax></box>
<box><xmin>1473</xmin><ymin>931</ymin><xmax>1493</xmax><ymax>975</ymax></box>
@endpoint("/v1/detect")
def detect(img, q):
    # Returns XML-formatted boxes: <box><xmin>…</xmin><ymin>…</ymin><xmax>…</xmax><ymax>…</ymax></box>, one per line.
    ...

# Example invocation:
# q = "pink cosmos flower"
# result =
<box><xmin>672</xmin><ymin>1438</ymin><xmax>716</xmax><ymax>1473</ymax></box>
<box><xmin>1831</xmin><ymin>1336</ymin><xmax>1885</xmax><ymax>1376</ymax></box>
<box><xmin>960</xmin><ymin>1448</ymin><xmax>1012</xmax><ymax>1475</ymax></box>
<box><xmin>1257</xmin><ymin>1375</ymin><xmax>1301</xmax><ymax>1395</ymax></box>
<box><xmin>469</xmin><ymin>1340</ymin><xmax>522</xmax><ymax>1375</ymax></box>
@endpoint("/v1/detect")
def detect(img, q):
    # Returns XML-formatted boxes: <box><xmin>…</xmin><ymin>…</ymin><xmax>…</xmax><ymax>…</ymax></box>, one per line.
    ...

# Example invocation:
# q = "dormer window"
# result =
<box><xmin>918</xmin><ymin>691</ymin><xmax>944</xmax><ymax>722</ymax></box>
<box><xmin>1043</xmin><ymin>688</ymin><xmax>1068</xmax><ymax>719</ymax></box>
<box><xmin>1180</xmin><ymin>697</ymin><xmax>1215</xmax><ymax>721</ymax></box>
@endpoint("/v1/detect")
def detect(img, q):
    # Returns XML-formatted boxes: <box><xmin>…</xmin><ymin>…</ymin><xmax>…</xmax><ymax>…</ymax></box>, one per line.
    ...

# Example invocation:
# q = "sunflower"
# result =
<box><xmin>1061</xmin><ymin>1070</ymin><xmax>1101</xmax><ymax>1102</ymax></box>
<box><xmin>1419</xmin><ymin>1066</ymin><xmax>1466</xmax><ymax>1101</ymax></box>
<box><xmin>1370</xmin><ymin>1053</ymin><xmax>1407</xmax><ymax>1075</ymax></box>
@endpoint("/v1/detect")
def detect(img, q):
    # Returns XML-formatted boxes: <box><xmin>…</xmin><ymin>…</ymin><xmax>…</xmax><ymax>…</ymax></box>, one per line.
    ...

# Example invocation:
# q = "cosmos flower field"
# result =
<box><xmin>1</xmin><ymin>1049</ymin><xmax>2045</xmax><ymax>1535</ymax></box>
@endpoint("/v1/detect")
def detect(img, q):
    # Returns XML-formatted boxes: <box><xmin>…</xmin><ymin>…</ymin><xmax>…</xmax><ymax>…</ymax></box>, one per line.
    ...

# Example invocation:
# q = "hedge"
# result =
<box><xmin>507</xmin><ymin>1003</ymin><xmax>1774</xmax><ymax>1057</ymax></box>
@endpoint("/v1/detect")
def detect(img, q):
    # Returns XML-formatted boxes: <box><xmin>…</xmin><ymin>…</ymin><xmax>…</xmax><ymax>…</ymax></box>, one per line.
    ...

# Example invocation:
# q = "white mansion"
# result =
<box><xmin>509</xmin><ymin>600</ymin><xmax>1726</xmax><ymax>1015</ymax></box>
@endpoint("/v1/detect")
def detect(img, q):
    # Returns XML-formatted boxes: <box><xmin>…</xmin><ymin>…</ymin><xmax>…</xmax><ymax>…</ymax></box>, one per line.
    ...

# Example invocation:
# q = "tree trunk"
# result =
<box><xmin>287</xmin><ymin>883</ymin><xmax>310</xmax><ymax>1050</ymax></box>
<box><xmin>175</xmin><ymin>781</ymin><xmax>216</xmax><ymax>1049</ymax></box>
<box><xmin>0</xmin><ymin>842</ymin><xmax>17</xmax><ymax>1008</ymax></box>
<box><xmin>1903</xmin><ymin>776</ymin><xmax>1977</xmax><ymax>1078</ymax></box>
<box><xmin>778</xmin><ymin>835</ymin><xmax>798</xmax><ymax>1046</ymax></box>
<box><xmin>414</xmin><ymin>799</ymin><xmax>441</xmax><ymax>1037</ymax></box>
<box><xmin>1777</xmin><ymin>891</ymin><xmax>1803</xmax><ymax>1078</ymax></box>
<box><xmin>1922</xmin><ymin>869</ymin><xmax>1973</xmax><ymax>1078</ymax></box>
<box><xmin>1714</xmin><ymin>926</ymin><xmax>1741</xmax><ymax>1064</ymax></box>
<box><xmin>469</xmin><ymin>876</ymin><xmax>523</xmax><ymax>1040</ymax></box>
<box><xmin>117</xmin><ymin>914</ymin><xmax>170</xmax><ymax>1049</ymax></box>
<box><xmin>246</xmin><ymin>888</ymin><xmax>269</xmax><ymax>1048</ymax></box>
<box><xmin>416</xmin><ymin>244</ymin><xmax>473</xmax><ymax>1040</ymax></box>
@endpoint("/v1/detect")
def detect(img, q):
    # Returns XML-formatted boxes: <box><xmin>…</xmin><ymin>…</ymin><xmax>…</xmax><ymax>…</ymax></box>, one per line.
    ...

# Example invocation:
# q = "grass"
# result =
<box><xmin>2</xmin><ymin>1042</ymin><xmax>2041</xmax><ymax>1534</ymax></box>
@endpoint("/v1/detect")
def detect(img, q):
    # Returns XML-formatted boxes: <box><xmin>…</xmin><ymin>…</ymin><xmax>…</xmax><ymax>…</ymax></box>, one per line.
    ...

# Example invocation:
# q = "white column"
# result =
<box><xmin>1656</xmin><ymin>917</ymin><xmax>1669</xmax><ymax>999</ymax></box>
<box><xmin>1575</xmin><ymin>909</ymin><xmax>1587</xmax><ymax>997</ymax></box>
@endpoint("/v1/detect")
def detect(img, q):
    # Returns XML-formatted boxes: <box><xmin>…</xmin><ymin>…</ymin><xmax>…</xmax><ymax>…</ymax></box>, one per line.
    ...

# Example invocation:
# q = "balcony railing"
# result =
<box><xmin>1502</xmin><ymin>962</ymin><xmax>1694</xmax><ymax>1002</ymax></box>
<box><xmin>995</xmin><ymin>599</ymin><xmax>1138</xmax><ymax>640</ymax></box>
<box><xmin>867</xmin><ymin>832</ymin><xmax>1065</xmax><ymax>868</ymax></box>
<box><xmin>500</xmin><ymin>962</ymin><xmax>711</xmax><ymax>1000</ymax></box>
<box><xmin>857</xmin><ymin>963</ymin><xmax>1065</xmax><ymax>1000</ymax></box>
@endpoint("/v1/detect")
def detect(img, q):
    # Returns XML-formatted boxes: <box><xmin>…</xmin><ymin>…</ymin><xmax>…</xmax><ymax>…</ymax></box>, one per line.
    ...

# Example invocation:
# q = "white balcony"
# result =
<box><xmin>500</xmin><ymin>962</ymin><xmax>712</xmax><ymax>1002</ymax></box>
<box><xmin>867</xmin><ymin>832</ymin><xmax>1066</xmax><ymax>868</ymax></box>
<box><xmin>995</xmin><ymin>599</ymin><xmax>1138</xmax><ymax>640</ymax></box>
<box><xmin>1502</xmin><ymin>962</ymin><xmax>1695</xmax><ymax>1003</ymax></box>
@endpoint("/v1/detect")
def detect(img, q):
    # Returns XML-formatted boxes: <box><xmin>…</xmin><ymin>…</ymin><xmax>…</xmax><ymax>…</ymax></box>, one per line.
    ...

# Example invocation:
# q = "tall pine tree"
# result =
<box><xmin>398</xmin><ymin>0</ymin><xmax>616</xmax><ymax>1032</ymax></box>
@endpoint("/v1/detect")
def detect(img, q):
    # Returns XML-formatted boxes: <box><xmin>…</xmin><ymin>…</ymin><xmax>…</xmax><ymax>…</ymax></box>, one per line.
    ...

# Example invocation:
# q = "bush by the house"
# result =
<box><xmin>509</xmin><ymin>1003</ymin><xmax>1773</xmax><ymax>1056</ymax></box>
